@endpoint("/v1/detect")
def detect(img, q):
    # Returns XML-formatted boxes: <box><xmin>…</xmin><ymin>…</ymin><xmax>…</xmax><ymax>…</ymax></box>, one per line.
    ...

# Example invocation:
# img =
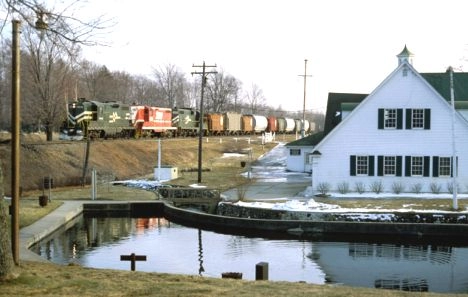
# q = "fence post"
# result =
<box><xmin>256</xmin><ymin>262</ymin><xmax>269</xmax><ymax>280</ymax></box>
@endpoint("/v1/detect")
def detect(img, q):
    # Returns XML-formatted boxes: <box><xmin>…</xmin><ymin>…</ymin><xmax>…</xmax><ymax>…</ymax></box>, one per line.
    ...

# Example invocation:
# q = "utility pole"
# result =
<box><xmin>448</xmin><ymin>66</ymin><xmax>458</xmax><ymax>210</ymax></box>
<box><xmin>298</xmin><ymin>59</ymin><xmax>312</xmax><ymax>138</ymax></box>
<box><xmin>11</xmin><ymin>19</ymin><xmax>21</xmax><ymax>265</ymax></box>
<box><xmin>191</xmin><ymin>62</ymin><xmax>217</xmax><ymax>183</ymax></box>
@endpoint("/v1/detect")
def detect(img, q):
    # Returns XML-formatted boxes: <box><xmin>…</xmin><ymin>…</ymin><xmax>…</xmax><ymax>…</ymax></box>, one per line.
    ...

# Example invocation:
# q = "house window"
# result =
<box><xmin>384</xmin><ymin>109</ymin><xmax>397</xmax><ymax>128</ymax></box>
<box><xmin>377</xmin><ymin>156</ymin><xmax>402</xmax><ymax>176</ymax></box>
<box><xmin>433</xmin><ymin>156</ymin><xmax>454</xmax><ymax>177</ymax></box>
<box><xmin>411</xmin><ymin>156</ymin><xmax>424</xmax><ymax>176</ymax></box>
<box><xmin>356</xmin><ymin>156</ymin><xmax>368</xmax><ymax>175</ymax></box>
<box><xmin>405</xmin><ymin>156</ymin><xmax>430</xmax><ymax>177</ymax></box>
<box><xmin>406</xmin><ymin>108</ymin><xmax>431</xmax><ymax>130</ymax></box>
<box><xmin>439</xmin><ymin>157</ymin><xmax>451</xmax><ymax>177</ymax></box>
<box><xmin>383</xmin><ymin>156</ymin><xmax>396</xmax><ymax>176</ymax></box>
<box><xmin>350</xmin><ymin>155</ymin><xmax>375</xmax><ymax>176</ymax></box>
<box><xmin>290</xmin><ymin>149</ymin><xmax>301</xmax><ymax>156</ymax></box>
<box><xmin>412</xmin><ymin>109</ymin><xmax>424</xmax><ymax>129</ymax></box>
<box><xmin>306</xmin><ymin>153</ymin><xmax>313</xmax><ymax>164</ymax></box>
<box><xmin>378</xmin><ymin>109</ymin><xmax>403</xmax><ymax>129</ymax></box>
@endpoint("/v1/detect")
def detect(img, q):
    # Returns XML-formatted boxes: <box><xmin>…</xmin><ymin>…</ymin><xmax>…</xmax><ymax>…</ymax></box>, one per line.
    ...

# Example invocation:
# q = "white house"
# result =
<box><xmin>285</xmin><ymin>132</ymin><xmax>323</xmax><ymax>172</ymax></box>
<box><xmin>309</xmin><ymin>46</ymin><xmax>468</xmax><ymax>194</ymax></box>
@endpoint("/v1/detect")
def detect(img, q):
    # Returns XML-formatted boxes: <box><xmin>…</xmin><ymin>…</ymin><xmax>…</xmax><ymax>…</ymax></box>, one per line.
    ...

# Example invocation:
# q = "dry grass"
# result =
<box><xmin>314</xmin><ymin>197</ymin><xmax>468</xmax><ymax>212</ymax></box>
<box><xmin>0</xmin><ymin>261</ymin><xmax>463</xmax><ymax>297</ymax></box>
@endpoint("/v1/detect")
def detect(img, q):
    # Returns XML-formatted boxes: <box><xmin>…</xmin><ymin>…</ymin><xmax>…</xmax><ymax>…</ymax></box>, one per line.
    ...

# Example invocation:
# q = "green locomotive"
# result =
<box><xmin>60</xmin><ymin>99</ymin><xmax>134</xmax><ymax>140</ymax></box>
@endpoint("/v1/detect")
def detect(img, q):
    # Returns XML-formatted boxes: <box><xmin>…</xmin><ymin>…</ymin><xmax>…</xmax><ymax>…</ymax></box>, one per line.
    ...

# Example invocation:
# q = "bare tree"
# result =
<box><xmin>128</xmin><ymin>75</ymin><xmax>162</xmax><ymax>106</ymax></box>
<box><xmin>21</xmin><ymin>24</ymin><xmax>77</xmax><ymax>139</ymax></box>
<box><xmin>0</xmin><ymin>39</ymin><xmax>10</xmax><ymax>130</ymax></box>
<box><xmin>153</xmin><ymin>64</ymin><xmax>187</xmax><ymax>108</ymax></box>
<box><xmin>245</xmin><ymin>83</ymin><xmax>265</xmax><ymax>114</ymax></box>
<box><xmin>205</xmin><ymin>70</ymin><xmax>241</xmax><ymax>113</ymax></box>
<box><xmin>0</xmin><ymin>0</ymin><xmax>111</xmax><ymax>275</ymax></box>
<box><xmin>0</xmin><ymin>0</ymin><xmax>112</xmax><ymax>47</ymax></box>
<box><xmin>0</xmin><ymin>166</ymin><xmax>15</xmax><ymax>280</ymax></box>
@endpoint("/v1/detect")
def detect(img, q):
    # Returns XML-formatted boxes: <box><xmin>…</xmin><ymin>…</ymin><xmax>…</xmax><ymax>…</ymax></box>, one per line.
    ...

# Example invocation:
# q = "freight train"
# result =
<box><xmin>59</xmin><ymin>98</ymin><xmax>313</xmax><ymax>140</ymax></box>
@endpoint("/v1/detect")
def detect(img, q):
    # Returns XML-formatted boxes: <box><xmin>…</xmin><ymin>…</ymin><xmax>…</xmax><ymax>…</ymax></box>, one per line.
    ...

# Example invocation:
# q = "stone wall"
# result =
<box><xmin>216</xmin><ymin>202</ymin><xmax>468</xmax><ymax>223</ymax></box>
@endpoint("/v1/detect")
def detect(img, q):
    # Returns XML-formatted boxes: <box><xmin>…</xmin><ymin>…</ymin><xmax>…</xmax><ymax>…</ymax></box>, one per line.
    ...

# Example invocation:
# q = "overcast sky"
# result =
<box><xmin>77</xmin><ymin>0</ymin><xmax>468</xmax><ymax>113</ymax></box>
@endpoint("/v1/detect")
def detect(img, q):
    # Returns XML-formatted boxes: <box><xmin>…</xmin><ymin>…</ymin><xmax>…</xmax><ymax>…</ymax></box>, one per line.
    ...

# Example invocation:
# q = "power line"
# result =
<box><xmin>191</xmin><ymin>62</ymin><xmax>217</xmax><ymax>184</ymax></box>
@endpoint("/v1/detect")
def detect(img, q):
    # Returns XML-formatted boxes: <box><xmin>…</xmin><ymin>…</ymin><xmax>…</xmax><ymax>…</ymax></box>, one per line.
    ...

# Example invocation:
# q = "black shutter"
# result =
<box><xmin>368</xmin><ymin>156</ymin><xmax>375</xmax><ymax>176</ymax></box>
<box><xmin>350</xmin><ymin>155</ymin><xmax>356</xmax><ymax>176</ymax></box>
<box><xmin>378</xmin><ymin>109</ymin><xmax>384</xmax><ymax>129</ymax></box>
<box><xmin>424</xmin><ymin>109</ymin><xmax>431</xmax><ymax>130</ymax></box>
<box><xmin>433</xmin><ymin>156</ymin><xmax>439</xmax><ymax>177</ymax></box>
<box><xmin>396</xmin><ymin>156</ymin><xmax>402</xmax><ymax>176</ymax></box>
<box><xmin>423</xmin><ymin>156</ymin><xmax>430</xmax><ymax>177</ymax></box>
<box><xmin>406</xmin><ymin>109</ymin><xmax>412</xmax><ymax>129</ymax></box>
<box><xmin>451</xmin><ymin>157</ymin><xmax>453</xmax><ymax>177</ymax></box>
<box><xmin>405</xmin><ymin>156</ymin><xmax>411</xmax><ymax>176</ymax></box>
<box><xmin>397</xmin><ymin>109</ymin><xmax>403</xmax><ymax>129</ymax></box>
<box><xmin>377</xmin><ymin>156</ymin><xmax>383</xmax><ymax>176</ymax></box>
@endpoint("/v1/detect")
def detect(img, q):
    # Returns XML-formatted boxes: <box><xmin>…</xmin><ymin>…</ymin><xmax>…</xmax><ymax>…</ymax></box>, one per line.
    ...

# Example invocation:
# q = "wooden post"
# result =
<box><xmin>120</xmin><ymin>253</ymin><xmax>147</xmax><ymax>271</ymax></box>
<box><xmin>256</xmin><ymin>262</ymin><xmax>269</xmax><ymax>280</ymax></box>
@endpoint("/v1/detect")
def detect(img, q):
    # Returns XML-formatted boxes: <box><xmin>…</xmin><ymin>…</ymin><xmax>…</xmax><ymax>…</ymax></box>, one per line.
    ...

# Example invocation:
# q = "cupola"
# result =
<box><xmin>397</xmin><ymin>45</ymin><xmax>414</xmax><ymax>66</ymax></box>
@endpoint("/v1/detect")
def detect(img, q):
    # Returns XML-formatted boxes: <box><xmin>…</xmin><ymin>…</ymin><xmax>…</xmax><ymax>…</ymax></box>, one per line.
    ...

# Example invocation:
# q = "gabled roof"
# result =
<box><xmin>323</xmin><ymin>92</ymin><xmax>368</xmax><ymax>136</ymax></box>
<box><xmin>421</xmin><ymin>72</ymin><xmax>468</xmax><ymax>101</ymax></box>
<box><xmin>286</xmin><ymin>131</ymin><xmax>324</xmax><ymax>147</ymax></box>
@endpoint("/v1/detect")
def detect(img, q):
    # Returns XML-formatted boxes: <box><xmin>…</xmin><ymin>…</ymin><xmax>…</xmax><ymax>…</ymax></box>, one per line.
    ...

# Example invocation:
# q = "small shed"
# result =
<box><xmin>154</xmin><ymin>166</ymin><xmax>178</xmax><ymax>181</ymax></box>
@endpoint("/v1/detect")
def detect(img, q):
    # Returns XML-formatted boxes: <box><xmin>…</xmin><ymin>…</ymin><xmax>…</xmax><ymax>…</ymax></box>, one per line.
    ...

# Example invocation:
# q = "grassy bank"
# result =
<box><xmin>2</xmin><ymin>261</ymin><xmax>464</xmax><ymax>297</ymax></box>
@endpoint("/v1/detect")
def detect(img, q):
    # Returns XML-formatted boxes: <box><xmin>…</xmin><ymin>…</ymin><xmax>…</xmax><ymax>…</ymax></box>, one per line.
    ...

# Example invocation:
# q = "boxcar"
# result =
<box><xmin>224</xmin><ymin>112</ymin><xmax>242</xmax><ymax>135</ymax></box>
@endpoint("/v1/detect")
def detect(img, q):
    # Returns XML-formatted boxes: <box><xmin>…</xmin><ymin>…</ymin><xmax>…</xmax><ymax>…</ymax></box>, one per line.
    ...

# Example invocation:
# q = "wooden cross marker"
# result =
<box><xmin>120</xmin><ymin>253</ymin><xmax>147</xmax><ymax>271</ymax></box>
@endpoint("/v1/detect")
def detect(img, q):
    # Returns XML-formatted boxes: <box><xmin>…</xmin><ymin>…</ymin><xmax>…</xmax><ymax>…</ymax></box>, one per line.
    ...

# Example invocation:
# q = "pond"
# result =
<box><xmin>31</xmin><ymin>214</ymin><xmax>468</xmax><ymax>293</ymax></box>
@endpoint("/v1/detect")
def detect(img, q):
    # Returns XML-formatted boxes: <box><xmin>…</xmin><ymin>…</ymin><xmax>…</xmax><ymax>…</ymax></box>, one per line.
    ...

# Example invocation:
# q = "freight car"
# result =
<box><xmin>266</xmin><ymin>116</ymin><xmax>277</xmax><ymax>132</ymax></box>
<box><xmin>206</xmin><ymin>113</ymin><xmax>224</xmax><ymax>135</ymax></box>
<box><xmin>224</xmin><ymin>112</ymin><xmax>242</xmax><ymax>135</ymax></box>
<box><xmin>59</xmin><ymin>99</ymin><xmax>134</xmax><ymax>140</ymax></box>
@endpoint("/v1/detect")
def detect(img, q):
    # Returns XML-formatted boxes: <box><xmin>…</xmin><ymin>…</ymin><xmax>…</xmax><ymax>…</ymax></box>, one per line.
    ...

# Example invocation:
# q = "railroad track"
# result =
<box><xmin>1</xmin><ymin>134</ymin><xmax>295</xmax><ymax>147</ymax></box>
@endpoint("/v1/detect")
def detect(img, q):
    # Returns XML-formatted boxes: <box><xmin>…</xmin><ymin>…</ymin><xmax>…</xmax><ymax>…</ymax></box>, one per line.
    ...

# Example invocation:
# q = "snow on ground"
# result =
<box><xmin>115</xmin><ymin>142</ymin><xmax>468</xmax><ymax>217</ymax></box>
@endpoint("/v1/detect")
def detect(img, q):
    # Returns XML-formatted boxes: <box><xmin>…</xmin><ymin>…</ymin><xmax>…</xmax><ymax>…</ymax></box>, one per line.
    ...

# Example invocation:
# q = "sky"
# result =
<box><xmin>72</xmin><ymin>0</ymin><xmax>468</xmax><ymax>113</ymax></box>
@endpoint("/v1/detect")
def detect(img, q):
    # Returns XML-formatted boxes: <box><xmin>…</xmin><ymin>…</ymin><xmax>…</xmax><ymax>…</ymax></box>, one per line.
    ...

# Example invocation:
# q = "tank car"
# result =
<box><xmin>59</xmin><ymin>99</ymin><xmax>134</xmax><ymax>140</ymax></box>
<box><xmin>284</xmin><ymin>118</ymin><xmax>295</xmax><ymax>133</ymax></box>
<box><xmin>293</xmin><ymin>119</ymin><xmax>310</xmax><ymax>135</ymax></box>
<box><xmin>131</xmin><ymin>105</ymin><xmax>175</xmax><ymax>137</ymax></box>
<box><xmin>252</xmin><ymin>115</ymin><xmax>268</xmax><ymax>134</ymax></box>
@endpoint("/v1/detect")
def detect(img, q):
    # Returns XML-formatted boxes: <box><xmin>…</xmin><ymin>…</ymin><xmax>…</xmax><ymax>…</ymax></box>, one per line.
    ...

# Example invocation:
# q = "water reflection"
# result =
<box><xmin>31</xmin><ymin>215</ymin><xmax>468</xmax><ymax>293</ymax></box>
<box><xmin>310</xmin><ymin>242</ymin><xmax>468</xmax><ymax>292</ymax></box>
